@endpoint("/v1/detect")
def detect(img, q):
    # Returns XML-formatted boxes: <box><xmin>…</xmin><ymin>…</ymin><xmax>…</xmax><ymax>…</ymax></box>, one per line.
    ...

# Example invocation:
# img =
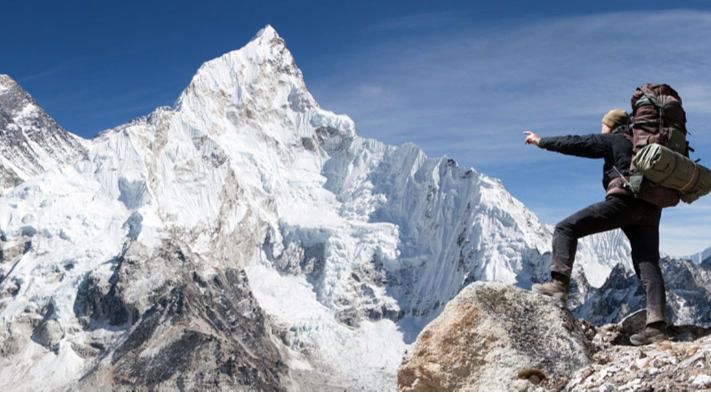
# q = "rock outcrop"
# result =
<box><xmin>398</xmin><ymin>282</ymin><xmax>711</xmax><ymax>392</ymax></box>
<box><xmin>397</xmin><ymin>282</ymin><xmax>591</xmax><ymax>391</ymax></box>
<box><xmin>567</xmin><ymin>313</ymin><xmax>711</xmax><ymax>391</ymax></box>
<box><xmin>72</xmin><ymin>240</ymin><xmax>287</xmax><ymax>391</ymax></box>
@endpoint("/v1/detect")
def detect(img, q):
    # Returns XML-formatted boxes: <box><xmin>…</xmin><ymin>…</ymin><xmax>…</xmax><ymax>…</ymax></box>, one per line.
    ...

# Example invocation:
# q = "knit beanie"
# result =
<box><xmin>602</xmin><ymin>108</ymin><xmax>629</xmax><ymax>129</ymax></box>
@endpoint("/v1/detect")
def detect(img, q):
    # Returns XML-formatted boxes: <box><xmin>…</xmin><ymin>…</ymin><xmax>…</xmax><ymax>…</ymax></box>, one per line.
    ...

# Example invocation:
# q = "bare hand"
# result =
<box><xmin>523</xmin><ymin>131</ymin><xmax>541</xmax><ymax>146</ymax></box>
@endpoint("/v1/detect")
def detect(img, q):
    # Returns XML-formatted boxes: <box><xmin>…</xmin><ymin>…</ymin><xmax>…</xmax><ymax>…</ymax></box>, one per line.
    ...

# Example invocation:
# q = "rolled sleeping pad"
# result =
<box><xmin>634</xmin><ymin>143</ymin><xmax>711</xmax><ymax>204</ymax></box>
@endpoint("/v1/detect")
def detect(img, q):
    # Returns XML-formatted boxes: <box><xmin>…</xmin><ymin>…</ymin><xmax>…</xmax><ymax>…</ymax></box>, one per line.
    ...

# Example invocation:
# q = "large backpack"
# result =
<box><xmin>628</xmin><ymin>83</ymin><xmax>689</xmax><ymax>207</ymax></box>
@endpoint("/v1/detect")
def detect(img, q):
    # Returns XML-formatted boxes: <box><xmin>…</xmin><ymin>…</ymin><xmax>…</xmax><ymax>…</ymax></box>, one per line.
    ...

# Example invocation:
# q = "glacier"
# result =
<box><xmin>0</xmin><ymin>26</ymin><xmax>708</xmax><ymax>391</ymax></box>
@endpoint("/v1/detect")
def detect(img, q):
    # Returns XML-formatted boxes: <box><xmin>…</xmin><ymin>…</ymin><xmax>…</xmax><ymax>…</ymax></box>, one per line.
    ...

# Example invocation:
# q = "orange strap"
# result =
<box><xmin>680</xmin><ymin>163</ymin><xmax>700</xmax><ymax>193</ymax></box>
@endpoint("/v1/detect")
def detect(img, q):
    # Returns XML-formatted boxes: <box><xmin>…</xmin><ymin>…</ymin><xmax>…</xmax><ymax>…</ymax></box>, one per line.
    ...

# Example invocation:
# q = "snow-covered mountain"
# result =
<box><xmin>0</xmin><ymin>75</ymin><xmax>86</xmax><ymax>190</ymax></box>
<box><xmin>688</xmin><ymin>246</ymin><xmax>711</xmax><ymax>265</ymax></box>
<box><xmin>0</xmin><ymin>26</ymin><xmax>708</xmax><ymax>391</ymax></box>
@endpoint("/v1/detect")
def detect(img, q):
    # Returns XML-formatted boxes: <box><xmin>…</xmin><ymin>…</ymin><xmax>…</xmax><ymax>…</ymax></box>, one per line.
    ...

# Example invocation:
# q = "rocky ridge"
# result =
<box><xmin>567</xmin><ymin>317</ymin><xmax>711</xmax><ymax>391</ymax></box>
<box><xmin>398</xmin><ymin>282</ymin><xmax>711</xmax><ymax>392</ymax></box>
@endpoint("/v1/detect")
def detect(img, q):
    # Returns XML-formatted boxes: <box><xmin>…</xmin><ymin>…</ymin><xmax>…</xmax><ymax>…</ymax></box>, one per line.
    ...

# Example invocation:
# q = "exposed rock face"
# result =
<box><xmin>397</xmin><ymin>282</ymin><xmax>591</xmax><ymax>391</ymax></box>
<box><xmin>398</xmin><ymin>282</ymin><xmax>711</xmax><ymax>392</ymax></box>
<box><xmin>0</xmin><ymin>164</ymin><xmax>23</xmax><ymax>190</ymax></box>
<box><xmin>73</xmin><ymin>240</ymin><xmax>287</xmax><ymax>391</ymax></box>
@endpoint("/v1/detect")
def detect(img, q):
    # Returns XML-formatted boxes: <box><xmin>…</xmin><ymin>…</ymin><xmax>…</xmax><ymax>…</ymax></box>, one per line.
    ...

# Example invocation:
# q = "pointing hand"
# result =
<box><xmin>523</xmin><ymin>131</ymin><xmax>541</xmax><ymax>146</ymax></box>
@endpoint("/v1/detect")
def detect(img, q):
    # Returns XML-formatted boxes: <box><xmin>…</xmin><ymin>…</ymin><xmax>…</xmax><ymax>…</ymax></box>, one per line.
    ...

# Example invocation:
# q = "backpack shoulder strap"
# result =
<box><xmin>634</xmin><ymin>86</ymin><xmax>663</xmax><ymax>109</ymax></box>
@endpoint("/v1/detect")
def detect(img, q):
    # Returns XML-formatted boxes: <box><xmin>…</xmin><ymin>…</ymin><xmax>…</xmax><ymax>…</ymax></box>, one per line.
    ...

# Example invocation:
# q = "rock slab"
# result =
<box><xmin>397</xmin><ymin>282</ymin><xmax>591</xmax><ymax>391</ymax></box>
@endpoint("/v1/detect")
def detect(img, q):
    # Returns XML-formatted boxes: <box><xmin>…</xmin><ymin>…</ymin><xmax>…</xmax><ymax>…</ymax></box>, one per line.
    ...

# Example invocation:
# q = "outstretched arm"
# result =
<box><xmin>523</xmin><ymin>131</ymin><xmax>608</xmax><ymax>159</ymax></box>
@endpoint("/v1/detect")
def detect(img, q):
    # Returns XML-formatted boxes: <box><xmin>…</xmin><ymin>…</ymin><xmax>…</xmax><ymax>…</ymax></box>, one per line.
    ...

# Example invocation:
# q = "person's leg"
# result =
<box><xmin>535</xmin><ymin>196</ymin><xmax>637</xmax><ymax>302</ymax></box>
<box><xmin>550</xmin><ymin>196</ymin><xmax>633</xmax><ymax>281</ymax></box>
<box><xmin>622</xmin><ymin>205</ymin><xmax>667</xmax><ymax>345</ymax></box>
<box><xmin>625</xmin><ymin>225</ymin><xmax>666</xmax><ymax>324</ymax></box>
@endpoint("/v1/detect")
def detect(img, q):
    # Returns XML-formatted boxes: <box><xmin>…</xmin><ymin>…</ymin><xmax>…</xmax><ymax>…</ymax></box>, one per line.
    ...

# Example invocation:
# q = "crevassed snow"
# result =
<box><xmin>246</xmin><ymin>261</ymin><xmax>406</xmax><ymax>391</ymax></box>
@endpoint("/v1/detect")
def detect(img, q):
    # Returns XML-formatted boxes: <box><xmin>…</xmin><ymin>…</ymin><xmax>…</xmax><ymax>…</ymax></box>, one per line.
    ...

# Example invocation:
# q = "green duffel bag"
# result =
<box><xmin>634</xmin><ymin>143</ymin><xmax>711</xmax><ymax>204</ymax></box>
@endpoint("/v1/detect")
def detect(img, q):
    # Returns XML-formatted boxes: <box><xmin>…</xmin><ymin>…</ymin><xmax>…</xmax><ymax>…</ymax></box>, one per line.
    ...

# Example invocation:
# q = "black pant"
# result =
<box><xmin>551</xmin><ymin>194</ymin><xmax>666</xmax><ymax>324</ymax></box>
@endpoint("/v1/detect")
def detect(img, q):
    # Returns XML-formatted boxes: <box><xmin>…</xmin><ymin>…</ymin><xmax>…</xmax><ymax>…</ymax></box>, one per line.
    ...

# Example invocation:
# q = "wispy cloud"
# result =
<box><xmin>363</xmin><ymin>10</ymin><xmax>463</xmax><ymax>33</ymax></box>
<box><xmin>311</xmin><ymin>9</ymin><xmax>711</xmax><ymax>165</ymax></box>
<box><xmin>308</xmin><ymin>9</ymin><xmax>711</xmax><ymax>255</ymax></box>
<box><xmin>17</xmin><ymin>56</ymin><xmax>90</xmax><ymax>84</ymax></box>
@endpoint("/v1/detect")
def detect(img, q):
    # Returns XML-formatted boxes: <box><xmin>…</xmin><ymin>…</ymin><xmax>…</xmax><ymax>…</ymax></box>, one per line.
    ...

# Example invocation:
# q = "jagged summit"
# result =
<box><xmin>0</xmin><ymin>74</ymin><xmax>33</xmax><ymax>110</ymax></box>
<box><xmin>176</xmin><ymin>24</ymin><xmax>311</xmax><ymax>117</ymax></box>
<box><xmin>0</xmin><ymin>74</ymin><xmax>17</xmax><ymax>94</ymax></box>
<box><xmin>0</xmin><ymin>74</ymin><xmax>85</xmax><ymax>183</ymax></box>
<box><xmin>252</xmin><ymin>24</ymin><xmax>281</xmax><ymax>42</ymax></box>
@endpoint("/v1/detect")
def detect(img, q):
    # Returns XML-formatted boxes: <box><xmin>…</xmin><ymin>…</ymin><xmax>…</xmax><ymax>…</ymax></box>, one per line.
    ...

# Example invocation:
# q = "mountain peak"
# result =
<box><xmin>0</xmin><ymin>74</ymin><xmax>17</xmax><ymax>94</ymax></box>
<box><xmin>243</xmin><ymin>24</ymin><xmax>290</xmax><ymax>64</ymax></box>
<box><xmin>0</xmin><ymin>73</ymin><xmax>86</xmax><ymax>180</ymax></box>
<box><xmin>0</xmin><ymin>74</ymin><xmax>30</xmax><ymax>106</ymax></box>
<box><xmin>176</xmin><ymin>25</ymin><xmax>311</xmax><ymax>115</ymax></box>
<box><xmin>252</xmin><ymin>24</ymin><xmax>280</xmax><ymax>42</ymax></box>
<box><xmin>244</xmin><ymin>24</ymin><xmax>287</xmax><ymax>55</ymax></box>
<box><xmin>0</xmin><ymin>74</ymin><xmax>15</xmax><ymax>83</ymax></box>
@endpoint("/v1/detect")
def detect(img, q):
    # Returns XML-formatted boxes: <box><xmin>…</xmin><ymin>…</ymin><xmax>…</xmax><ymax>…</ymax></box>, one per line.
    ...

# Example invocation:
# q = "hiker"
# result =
<box><xmin>523</xmin><ymin>109</ymin><xmax>668</xmax><ymax>345</ymax></box>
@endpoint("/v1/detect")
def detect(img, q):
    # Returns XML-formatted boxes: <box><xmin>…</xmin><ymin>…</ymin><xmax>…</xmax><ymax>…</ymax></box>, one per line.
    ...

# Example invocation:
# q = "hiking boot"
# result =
<box><xmin>532</xmin><ymin>280</ymin><xmax>568</xmax><ymax>304</ymax></box>
<box><xmin>629</xmin><ymin>323</ymin><xmax>668</xmax><ymax>346</ymax></box>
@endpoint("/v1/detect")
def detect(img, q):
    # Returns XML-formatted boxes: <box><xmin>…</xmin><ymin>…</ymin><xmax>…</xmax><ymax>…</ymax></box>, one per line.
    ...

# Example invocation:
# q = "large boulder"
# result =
<box><xmin>397</xmin><ymin>282</ymin><xmax>591</xmax><ymax>391</ymax></box>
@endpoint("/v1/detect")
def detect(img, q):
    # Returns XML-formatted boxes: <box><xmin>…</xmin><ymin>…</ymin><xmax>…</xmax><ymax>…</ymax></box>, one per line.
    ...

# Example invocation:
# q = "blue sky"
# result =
<box><xmin>2</xmin><ymin>0</ymin><xmax>711</xmax><ymax>256</ymax></box>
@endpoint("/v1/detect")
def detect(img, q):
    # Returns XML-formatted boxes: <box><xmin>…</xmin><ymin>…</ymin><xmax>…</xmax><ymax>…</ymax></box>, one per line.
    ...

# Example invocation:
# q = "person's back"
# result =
<box><xmin>524</xmin><ymin>109</ymin><xmax>668</xmax><ymax>346</ymax></box>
